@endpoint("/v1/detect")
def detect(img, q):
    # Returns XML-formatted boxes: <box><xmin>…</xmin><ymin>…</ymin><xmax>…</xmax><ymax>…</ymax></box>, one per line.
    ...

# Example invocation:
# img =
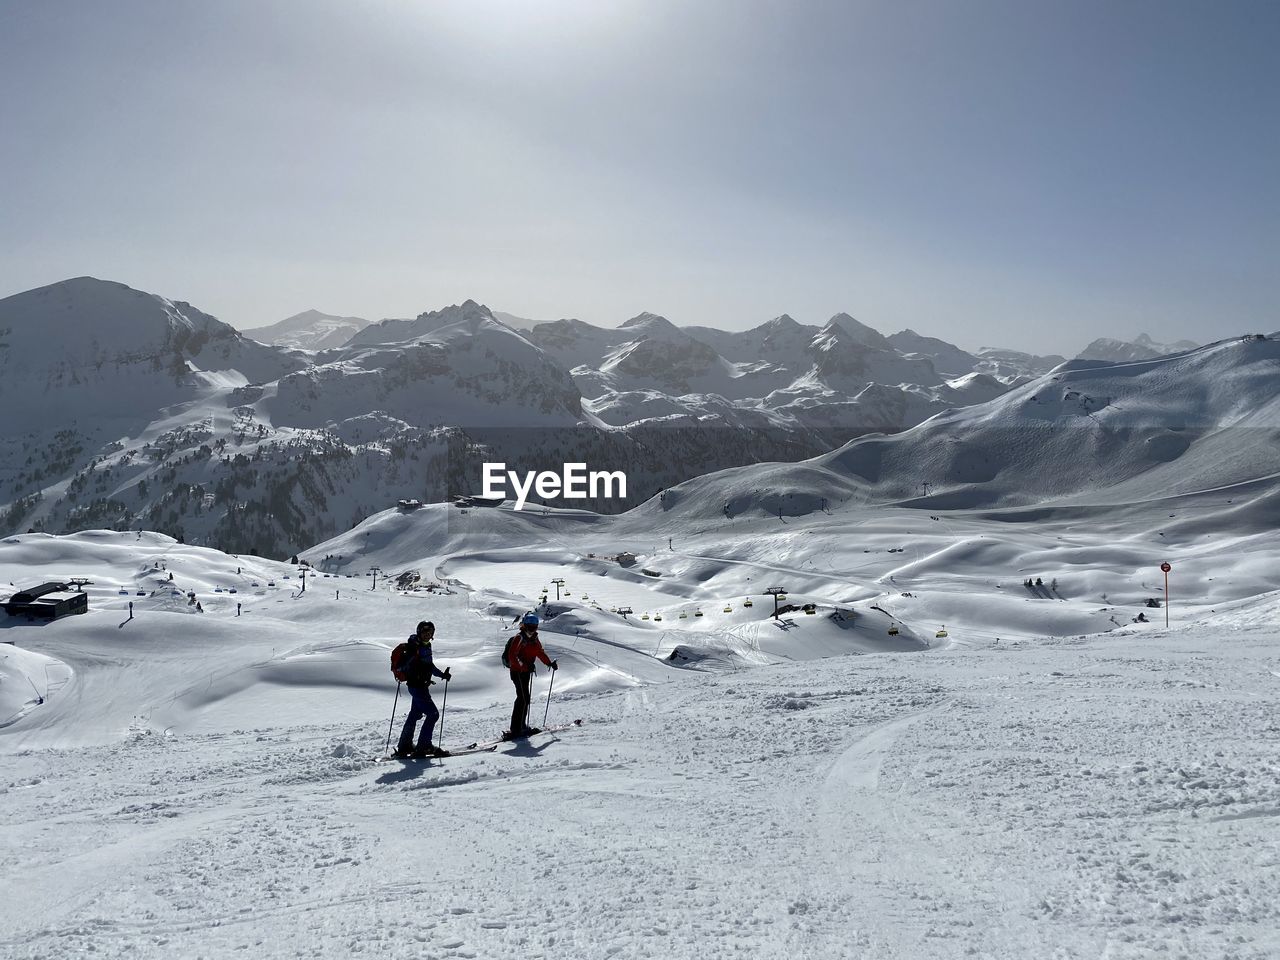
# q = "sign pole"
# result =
<box><xmin>1160</xmin><ymin>562</ymin><xmax>1171</xmax><ymax>628</ymax></box>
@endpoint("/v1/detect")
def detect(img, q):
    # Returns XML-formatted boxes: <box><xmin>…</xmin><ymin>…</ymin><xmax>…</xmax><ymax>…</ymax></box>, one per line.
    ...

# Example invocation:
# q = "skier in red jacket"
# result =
<box><xmin>505</xmin><ymin>613</ymin><xmax>556</xmax><ymax>738</ymax></box>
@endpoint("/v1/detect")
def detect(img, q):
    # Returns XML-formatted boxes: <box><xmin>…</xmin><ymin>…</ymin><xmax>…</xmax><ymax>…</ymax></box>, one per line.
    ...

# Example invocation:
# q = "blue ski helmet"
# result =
<box><xmin>522</xmin><ymin>612</ymin><xmax>540</xmax><ymax>626</ymax></box>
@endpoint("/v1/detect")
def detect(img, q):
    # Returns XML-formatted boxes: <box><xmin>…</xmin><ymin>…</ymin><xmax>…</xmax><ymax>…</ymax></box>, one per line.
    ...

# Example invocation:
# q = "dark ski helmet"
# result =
<box><xmin>521</xmin><ymin>612</ymin><xmax>540</xmax><ymax>626</ymax></box>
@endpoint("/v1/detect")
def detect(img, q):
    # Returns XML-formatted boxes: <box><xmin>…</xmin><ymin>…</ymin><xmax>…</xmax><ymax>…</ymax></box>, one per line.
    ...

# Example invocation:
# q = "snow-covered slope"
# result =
<box><xmin>3</xmin><ymin>477</ymin><xmax>1279</xmax><ymax>958</ymax></box>
<box><xmin>241</xmin><ymin>309</ymin><xmax>370</xmax><ymax>351</ymax></box>
<box><xmin>491</xmin><ymin>309</ymin><xmax>538</xmax><ymax>330</ymax></box>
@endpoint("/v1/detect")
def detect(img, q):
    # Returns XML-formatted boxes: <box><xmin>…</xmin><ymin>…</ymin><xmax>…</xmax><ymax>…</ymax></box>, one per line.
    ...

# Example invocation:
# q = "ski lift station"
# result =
<box><xmin>3</xmin><ymin>581</ymin><xmax>89</xmax><ymax>621</ymax></box>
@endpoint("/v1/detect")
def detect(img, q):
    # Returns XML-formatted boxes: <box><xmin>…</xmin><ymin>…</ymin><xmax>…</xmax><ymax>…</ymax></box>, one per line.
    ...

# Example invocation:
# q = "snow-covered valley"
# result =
<box><xmin>2</xmin><ymin>468</ymin><xmax>1278</xmax><ymax>958</ymax></box>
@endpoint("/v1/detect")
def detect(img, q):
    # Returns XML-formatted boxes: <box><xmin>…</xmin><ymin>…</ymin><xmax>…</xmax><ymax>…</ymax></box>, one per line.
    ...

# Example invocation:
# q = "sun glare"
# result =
<box><xmin>415</xmin><ymin>0</ymin><xmax>637</xmax><ymax>46</ymax></box>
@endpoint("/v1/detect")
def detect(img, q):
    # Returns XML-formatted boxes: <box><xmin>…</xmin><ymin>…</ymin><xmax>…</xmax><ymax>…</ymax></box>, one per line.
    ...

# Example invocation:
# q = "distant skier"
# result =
<box><xmin>390</xmin><ymin>621</ymin><xmax>452</xmax><ymax>759</ymax></box>
<box><xmin>503</xmin><ymin>613</ymin><xmax>556</xmax><ymax>738</ymax></box>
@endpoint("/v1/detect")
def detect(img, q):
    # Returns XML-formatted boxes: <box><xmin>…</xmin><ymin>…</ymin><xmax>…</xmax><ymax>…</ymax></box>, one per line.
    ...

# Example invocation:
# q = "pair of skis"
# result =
<box><xmin>477</xmin><ymin>718</ymin><xmax>584</xmax><ymax>750</ymax></box>
<box><xmin>373</xmin><ymin>719</ymin><xmax>583</xmax><ymax>763</ymax></box>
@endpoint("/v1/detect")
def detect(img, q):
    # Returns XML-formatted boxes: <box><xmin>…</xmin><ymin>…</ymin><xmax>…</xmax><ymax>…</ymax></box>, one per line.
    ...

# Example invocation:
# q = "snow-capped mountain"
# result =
<box><xmin>970</xmin><ymin>345</ymin><xmax>1066</xmax><ymax>379</ymax></box>
<box><xmin>534</xmin><ymin>310</ymin><xmax>1008</xmax><ymax>441</ymax></box>
<box><xmin>344</xmin><ymin>299</ymin><xmax>500</xmax><ymax>348</ymax></box>
<box><xmin>4</xmin><ymin>277</ymin><xmax>1250</xmax><ymax>561</ymax></box>
<box><xmin>241</xmin><ymin>309</ymin><xmax>370</xmax><ymax>352</ymax></box>
<box><xmin>0</xmin><ymin>284</ymin><xmax>822</xmax><ymax>554</ymax></box>
<box><xmin>0</xmin><ymin>277</ymin><xmax>301</xmax><ymax>422</ymax></box>
<box><xmin>803</xmin><ymin>318</ymin><xmax>938</xmax><ymax>388</ymax></box>
<box><xmin>524</xmin><ymin>317</ymin><xmax>632</xmax><ymax>370</ymax></box>
<box><xmin>887</xmin><ymin>328</ymin><xmax>980</xmax><ymax>378</ymax></box>
<box><xmin>651</xmin><ymin>333</ymin><xmax>1280</xmax><ymax>519</ymax></box>
<box><xmin>583</xmin><ymin>313</ymin><xmax>792</xmax><ymax>400</ymax></box>
<box><xmin>1076</xmin><ymin>332</ymin><xmax>1201</xmax><ymax>363</ymax></box>
<box><xmin>272</xmin><ymin>301</ymin><xmax>584</xmax><ymax>429</ymax></box>
<box><xmin>684</xmin><ymin>313</ymin><xmax>819</xmax><ymax>364</ymax></box>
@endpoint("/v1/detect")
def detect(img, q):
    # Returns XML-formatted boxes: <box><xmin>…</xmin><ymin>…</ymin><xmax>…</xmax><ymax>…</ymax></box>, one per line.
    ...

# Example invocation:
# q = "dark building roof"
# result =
<box><xmin>8</xmin><ymin>582</ymin><xmax>69</xmax><ymax>605</ymax></box>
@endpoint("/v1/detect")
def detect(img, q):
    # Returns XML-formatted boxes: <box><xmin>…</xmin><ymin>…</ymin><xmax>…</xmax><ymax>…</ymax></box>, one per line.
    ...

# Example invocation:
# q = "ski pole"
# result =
<box><xmin>438</xmin><ymin>678</ymin><xmax>449</xmax><ymax>750</ymax></box>
<box><xmin>542</xmin><ymin>667</ymin><xmax>556</xmax><ymax>729</ymax></box>
<box><xmin>383</xmin><ymin>681</ymin><xmax>402</xmax><ymax>758</ymax></box>
<box><xmin>524</xmin><ymin>672</ymin><xmax>532</xmax><ymax>731</ymax></box>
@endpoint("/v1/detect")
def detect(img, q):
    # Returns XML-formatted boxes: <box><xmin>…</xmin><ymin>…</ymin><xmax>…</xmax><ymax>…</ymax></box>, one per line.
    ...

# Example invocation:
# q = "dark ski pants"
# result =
<box><xmin>510</xmin><ymin>670</ymin><xmax>533</xmax><ymax>733</ymax></box>
<box><xmin>399</xmin><ymin>685</ymin><xmax>439</xmax><ymax>752</ymax></box>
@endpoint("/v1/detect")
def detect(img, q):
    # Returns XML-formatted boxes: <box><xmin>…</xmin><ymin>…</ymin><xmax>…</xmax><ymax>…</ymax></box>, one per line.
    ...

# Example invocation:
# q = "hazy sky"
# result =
<box><xmin>1</xmin><ymin>0</ymin><xmax>1276</xmax><ymax>353</ymax></box>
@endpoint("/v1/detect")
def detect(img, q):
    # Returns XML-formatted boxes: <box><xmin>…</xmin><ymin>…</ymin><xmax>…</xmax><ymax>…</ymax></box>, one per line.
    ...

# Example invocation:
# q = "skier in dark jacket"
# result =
<box><xmin>506</xmin><ymin>613</ymin><xmax>556</xmax><ymax>738</ymax></box>
<box><xmin>396</xmin><ymin>621</ymin><xmax>452</xmax><ymax>758</ymax></box>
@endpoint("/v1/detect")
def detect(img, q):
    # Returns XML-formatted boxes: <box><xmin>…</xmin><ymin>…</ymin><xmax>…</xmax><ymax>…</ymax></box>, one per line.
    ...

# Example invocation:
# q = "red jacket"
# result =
<box><xmin>508</xmin><ymin>631</ymin><xmax>553</xmax><ymax>673</ymax></box>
